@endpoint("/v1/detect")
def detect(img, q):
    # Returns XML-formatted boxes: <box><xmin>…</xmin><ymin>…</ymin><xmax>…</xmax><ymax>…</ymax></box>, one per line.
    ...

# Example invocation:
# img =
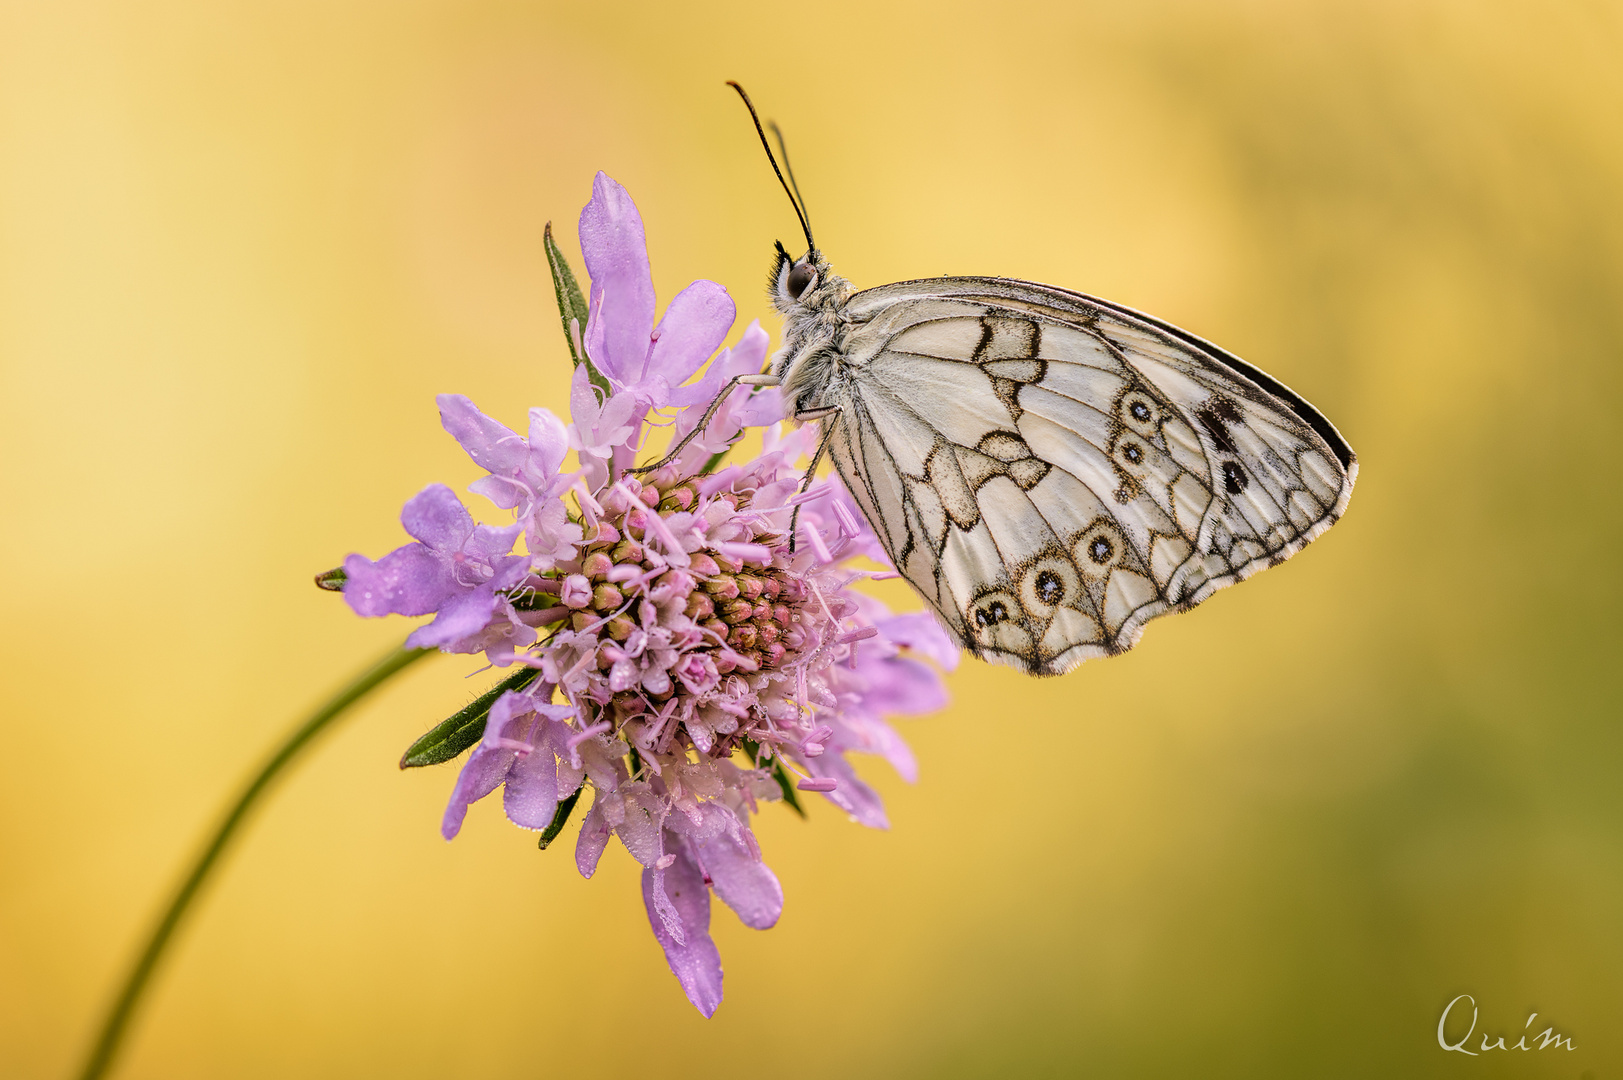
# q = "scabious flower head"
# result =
<box><xmin>341</xmin><ymin>172</ymin><xmax>956</xmax><ymax>1016</ymax></box>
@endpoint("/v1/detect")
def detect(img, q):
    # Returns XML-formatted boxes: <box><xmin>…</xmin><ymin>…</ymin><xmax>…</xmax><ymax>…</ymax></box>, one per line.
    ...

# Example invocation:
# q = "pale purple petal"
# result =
<box><xmin>406</xmin><ymin>587</ymin><xmax>499</xmax><ymax>649</ymax></box>
<box><xmin>437</xmin><ymin>394</ymin><xmax>529</xmax><ymax>476</ymax></box>
<box><xmin>579</xmin><ymin>172</ymin><xmax>655</xmax><ymax>385</ymax></box>
<box><xmin>503</xmin><ymin>745</ymin><xmax>560</xmax><ymax>830</ymax></box>
<box><xmin>733</xmin><ymin>386</ymin><xmax>784</xmax><ymax>427</ymax></box>
<box><xmin>667</xmin><ymin>320</ymin><xmax>772</xmax><ymax>408</ymax></box>
<box><xmin>463</xmin><ymin>523</ymin><xmax>524</xmax><ymax>562</ymax></box>
<box><xmin>808</xmin><ymin>754</ymin><xmax>889</xmax><ymax>829</ymax></box>
<box><xmin>576</xmin><ymin>799</ymin><xmax>612</xmax><ymax>878</ymax></box>
<box><xmin>643</xmin><ymin>846</ymin><xmax>723</xmax><ymax>1017</ymax></box>
<box><xmin>400</xmin><ymin>484</ymin><xmax>474</xmax><ymax>552</ymax></box>
<box><xmin>342</xmin><ymin>546</ymin><xmax>456</xmax><ymax>618</ymax></box>
<box><xmin>527</xmin><ymin>407</ymin><xmax>570</xmax><ymax>477</ymax></box>
<box><xmin>694</xmin><ymin>821</ymin><xmax>782</xmax><ymax>930</ymax></box>
<box><xmin>570</xmin><ymin>362</ymin><xmax>603</xmax><ymax>422</ymax></box>
<box><xmin>441</xmin><ymin>745</ymin><xmax>515</xmax><ymax>840</ymax></box>
<box><xmin>849</xmin><ymin>717</ymin><xmax>918</xmax><ymax>783</ymax></box>
<box><xmin>859</xmin><ymin>655</ymin><xmax>949</xmax><ymax>716</ymax></box>
<box><xmin>877</xmin><ymin>611</ymin><xmax>961</xmax><ymax>671</ymax></box>
<box><xmin>644</xmin><ymin>280</ymin><xmax>735</xmax><ymax>389</ymax></box>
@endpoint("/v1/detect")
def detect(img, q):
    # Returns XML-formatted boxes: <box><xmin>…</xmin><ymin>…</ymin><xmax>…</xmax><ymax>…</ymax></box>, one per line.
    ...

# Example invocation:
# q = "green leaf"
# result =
<box><xmin>398</xmin><ymin>666</ymin><xmax>542</xmax><ymax>769</ymax></box>
<box><xmin>544</xmin><ymin>220</ymin><xmax>610</xmax><ymax>398</ymax></box>
<box><xmin>537</xmin><ymin>787</ymin><xmax>583</xmax><ymax>849</ymax></box>
<box><xmin>744</xmin><ymin>738</ymin><xmax>805</xmax><ymax>818</ymax></box>
<box><xmin>313</xmin><ymin>567</ymin><xmax>347</xmax><ymax>591</ymax></box>
<box><xmin>769</xmin><ymin>757</ymin><xmax>806</xmax><ymax>818</ymax></box>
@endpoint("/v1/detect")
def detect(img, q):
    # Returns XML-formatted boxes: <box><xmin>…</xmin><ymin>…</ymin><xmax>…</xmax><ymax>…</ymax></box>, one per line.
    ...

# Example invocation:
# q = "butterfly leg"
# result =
<box><xmin>786</xmin><ymin>408</ymin><xmax>841</xmax><ymax>554</ymax></box>
<box><xmin>628</xmin><ymin>373</ymin><xmax>781</xmax><ymax>475</ymax></box>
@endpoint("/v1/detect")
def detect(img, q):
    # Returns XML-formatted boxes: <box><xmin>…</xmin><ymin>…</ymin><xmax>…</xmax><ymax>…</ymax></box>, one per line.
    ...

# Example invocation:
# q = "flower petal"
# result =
<box><xmin>859</xmin><ymin>655</ymin><xmax>949</xmax><ymax>716</ymax></box>
<box><xmin>441</xmin><ymin>745</ymin><xmax>515</xmax><ymax>840</ymax></box>
<box><xmin>575</xmin><ymin>798</ymin><xmax>612</xmax><ymax>878</ymax></box>
<box><xmin>877</xmin><ymin>611</ymin><xmax>962</xmax><ymax>671</ymax></box>
<box><xmin>437</xmin><ymin>395</ymin><xmax>528</xmax><ymax>478</ymax></box>
<box><xmin>527</xmin><ymin>407</ymin><xmax>570</xmax><ymax>478</ymax></box>
<box><xmin>807</xmin><ymin>753</ymin><xmax>889</xmax><ymax>829</ymax></box>
<box><xmin>579</xmin><ymin>172</ymin><xmax>656</xmax><ymax>385</ymax></box>
<box><xmin>645</xmin><ymin>279</ymin><xmax>735</xmax><ymax>390</ymax></box>
<box><xmin>342</xmin><ymin>546</ymin><xmax>456</xmax><ymax>618</ymax></box>
<box><xmin>693</xmin><ymin>816</ymin><xmax>783</xmax><ymax>929</ymax></box>
<box><xmin>504</xmin><ymin>745</ymin><xmax>560</xmax><ymax>830</ymax></box>
<box><xmin>405</xmin><ymin>586</ymin><xmax>499</xmax><ymax>650</ymax></box>
<box><xmin>642</xmin><ymin>846</ymin><xmax>724</xmax><ymax>1017</ymax></box>
<box><xmin>463</xmin><ymin>523</ymin><xmax>524</xmax><ymax>563</ymax></box>
<box><xmin>400</xmin><ymin>484</ymin><xmax>475</xmax><ymax>552</ymax></box>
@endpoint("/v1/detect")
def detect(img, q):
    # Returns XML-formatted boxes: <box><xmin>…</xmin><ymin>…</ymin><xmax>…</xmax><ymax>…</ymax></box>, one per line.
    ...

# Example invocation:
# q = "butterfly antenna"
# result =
<box><xmin>726</xmin><ymin>81</ymin><xmax>816</xmax><ymax>253</ymax></box>
<box><xmin>767</xmin><ymin>120</ymin><xmax>812</xmax><ymax>242</ymax></box>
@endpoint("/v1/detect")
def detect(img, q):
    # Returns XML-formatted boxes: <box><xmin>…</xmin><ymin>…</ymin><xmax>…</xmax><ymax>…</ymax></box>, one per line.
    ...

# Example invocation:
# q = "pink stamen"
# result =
<box><xmin>567</xmin><ymin>721</ymin><xmax>610</xmax><ymax>752</ymax></box>
<box><xmin>796</xmin><ymin>777</ymin><xmax>838</xmax><ymax>792</ymax></box>
<box><xmin>802</xmin><ymin>523</ymin><xmax>834</xmax><ymax>564</ymax></box>
<box><xmin>714</xmin><ymin>541</ymin><xmax>771</xmax><ymax>565</ymax></box>
<box><xmin>831</xmin><ymin>499</ymin><xmax>861</xmax><ymax>537</ymax></box>
<box><xmin>836</xmin><ymin>626</ymin><xmax>878</xmax><ymax>645</ymax></box>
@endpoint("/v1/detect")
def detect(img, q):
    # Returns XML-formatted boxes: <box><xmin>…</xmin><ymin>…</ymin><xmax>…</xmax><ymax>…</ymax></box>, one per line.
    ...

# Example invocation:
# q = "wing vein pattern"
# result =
<box><xmin>821</xmin><ymin>277</ymin><xmax>1357</xmax><ymax>675</ymax></box>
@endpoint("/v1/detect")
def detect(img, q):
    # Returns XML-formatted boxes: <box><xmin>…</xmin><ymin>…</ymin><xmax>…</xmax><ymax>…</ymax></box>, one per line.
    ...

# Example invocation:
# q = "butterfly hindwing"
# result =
<box><xmin>825</xmin><ymin>278</ymin><xmax>1357</xmax><ymax>675</ymax></box>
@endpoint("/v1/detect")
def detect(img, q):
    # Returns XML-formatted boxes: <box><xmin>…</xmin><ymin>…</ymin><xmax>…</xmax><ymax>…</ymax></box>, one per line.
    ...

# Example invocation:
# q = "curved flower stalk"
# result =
<box><xmin>340</xmin><ymin>172</ymin><xmax>957</xmax><ymax>1016</ymax></box>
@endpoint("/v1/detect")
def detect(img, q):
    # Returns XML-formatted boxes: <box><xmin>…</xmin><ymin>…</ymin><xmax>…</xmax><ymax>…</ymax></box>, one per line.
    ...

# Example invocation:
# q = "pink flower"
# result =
<box><xmin>341</xmin><ymin>173</ymin><xmax>956</xmax><ymax>1016</ymax></box>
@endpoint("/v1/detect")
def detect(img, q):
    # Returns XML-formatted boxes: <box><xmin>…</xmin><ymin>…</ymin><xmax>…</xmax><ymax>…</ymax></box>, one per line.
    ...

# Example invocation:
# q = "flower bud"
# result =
<box><xmin>571</xmin><ymin>611</ymin><xmax>596</xmax><ymax>632</ymax></box>
<box><xmin>685</xmin><ymin>592</ymin><xmax>715</xmax><ymax>620</ymax></box>
<box><xmin>592</xmin><ymin>583</ymin><xmax>623</xmax><ymax>611</ymax></box>
<box><xmin>700</xmin><ymin>617</ymin><xmax>729</xmax><ymax>640</ymax></box>
<box><xmin>702</xmin><ymin>574</ymin><xmax>739</xmax><ymax>600</ymax></box>
<box><xmin>760</xmin><ymin>575</ymin><xmax>781</xmax><ymax>600</ymax></box>
<box><xmin>606</xmin><ymin>615</ymin><xmax>636</xmax><ymax>641</ymax></box>
<box><xmin>611</xmin><ymin>539</ymin><xmax>644</xmax><ymax>564</ymax></box>
<box><xmin>582</xmin><ymin>551</ymin><xmax>614</xmax><ymax>578</ymax></box>
<box><xmin>737</xmin><ymin>575</ymin><xmax>764</xmax><ymax>600</ymax></box>
<box><xmin>688</xmin><ymin>552</ymin><xmax>720</xmax><ymax>578</ymax></box>
<box><xmin>729</xmin><ymin>624</ymin><xmax>758</xmax><ymax>650</ymax></box>
<box><xmin>658</xmin><ymin>484</ymin><xmax>696</xmax><ymax>512</ymax></box>
<box><xmin>723</xmin><ymin>598</ymin><xmax>755</xmax><ymax>624</ymax></box>
<box><xmin>560</xmin><ymin>574</ymin><xmax>592</xmax><ymax>609</ymax></box>
<box><xmin>773</xmin><ymin>604</ymin><xmax>792</xmax><ymax>626</ymax></box>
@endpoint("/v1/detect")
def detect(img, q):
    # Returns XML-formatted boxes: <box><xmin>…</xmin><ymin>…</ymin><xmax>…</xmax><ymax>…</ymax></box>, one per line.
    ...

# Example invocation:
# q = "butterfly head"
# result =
<box><xmin>769</xmin><ymin>240</ymin><xmax>834</xmax><ymax>311</ymax></box>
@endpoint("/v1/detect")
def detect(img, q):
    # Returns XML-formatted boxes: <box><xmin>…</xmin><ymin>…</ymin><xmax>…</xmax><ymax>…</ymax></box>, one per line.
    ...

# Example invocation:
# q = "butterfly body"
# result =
<box><xmin>768</xmin><ymin>250</ymin><xmax>1357</xmax><ymax>676</ymax></box>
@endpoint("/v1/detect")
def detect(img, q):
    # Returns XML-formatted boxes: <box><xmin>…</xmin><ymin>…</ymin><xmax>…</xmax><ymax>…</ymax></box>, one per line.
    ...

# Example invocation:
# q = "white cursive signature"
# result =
<box><xmin>1437</xmin><ymin>995</ymin><xmax>1576</xmax><ymax>1054</ymax></box>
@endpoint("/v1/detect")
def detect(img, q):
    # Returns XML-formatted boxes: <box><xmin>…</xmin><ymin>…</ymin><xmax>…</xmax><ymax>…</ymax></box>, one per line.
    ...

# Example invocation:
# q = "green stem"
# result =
<box><xmin>75</xmin><ymin>642</ymin><xmax>434</xmax><ymax>1080</ymax></box>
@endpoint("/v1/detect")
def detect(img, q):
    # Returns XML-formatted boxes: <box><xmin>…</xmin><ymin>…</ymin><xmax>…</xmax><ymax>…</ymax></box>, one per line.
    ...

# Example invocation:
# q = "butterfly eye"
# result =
<box><xmin>786</xmin><ymin>260</ymin><xmax>817</xmax><ymax>300</ymax></box>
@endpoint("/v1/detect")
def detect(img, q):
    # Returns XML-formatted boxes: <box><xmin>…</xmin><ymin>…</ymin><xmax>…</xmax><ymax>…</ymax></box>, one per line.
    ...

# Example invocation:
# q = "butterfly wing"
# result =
<box><xmin>822</xmin><ymin>276</ymin><xmax>1356</xmax><ymax>675</ymax></box>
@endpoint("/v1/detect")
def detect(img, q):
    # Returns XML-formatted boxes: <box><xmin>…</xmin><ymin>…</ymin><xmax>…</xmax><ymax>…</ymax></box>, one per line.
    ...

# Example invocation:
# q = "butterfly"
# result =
<box><xmin>727</xmin><ymin>84</ymin><xmax>1356</xmax><ymax>676</ymax></box>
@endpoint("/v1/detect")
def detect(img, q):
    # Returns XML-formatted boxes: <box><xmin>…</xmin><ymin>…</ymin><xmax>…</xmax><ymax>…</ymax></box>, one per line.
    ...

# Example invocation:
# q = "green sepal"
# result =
<box><xmin>744</xmin><ymin>738</ymin><xmax>805</xmax><ymax>818</ymax></box>
<box><xmin>544</xmin><ymin>221</ymin><xmax>611</xmax><ymax>398</ymax></box>
<box><xmin>537</xmin><ymin>787</ymin><xmax>583</xmax><ymax>849</ymax></box>
<box><xmin>314</xmin><ymin>567</ymin><xmax>347</xmax><ymax>591</ymax></box>
<box><xmin>398</xmin><ymin>666</ymin><xmax>542</xmax><ymax>769</ymax></box>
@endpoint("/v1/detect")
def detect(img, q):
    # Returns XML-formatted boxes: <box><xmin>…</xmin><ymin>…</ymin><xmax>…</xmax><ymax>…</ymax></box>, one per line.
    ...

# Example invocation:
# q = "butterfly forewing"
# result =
<box><xmin>824</xmin><ymin>277</ymin><xmax>1357</xmax><ymax>675</ymax></box>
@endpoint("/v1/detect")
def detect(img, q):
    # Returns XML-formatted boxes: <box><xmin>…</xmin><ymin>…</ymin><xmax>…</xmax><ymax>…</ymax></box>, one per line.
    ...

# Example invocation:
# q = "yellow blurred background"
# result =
<box><xmin>3</xmin><ymin>1</ymin><xmax>1620</xmax><ymax>1077</ymax></box>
